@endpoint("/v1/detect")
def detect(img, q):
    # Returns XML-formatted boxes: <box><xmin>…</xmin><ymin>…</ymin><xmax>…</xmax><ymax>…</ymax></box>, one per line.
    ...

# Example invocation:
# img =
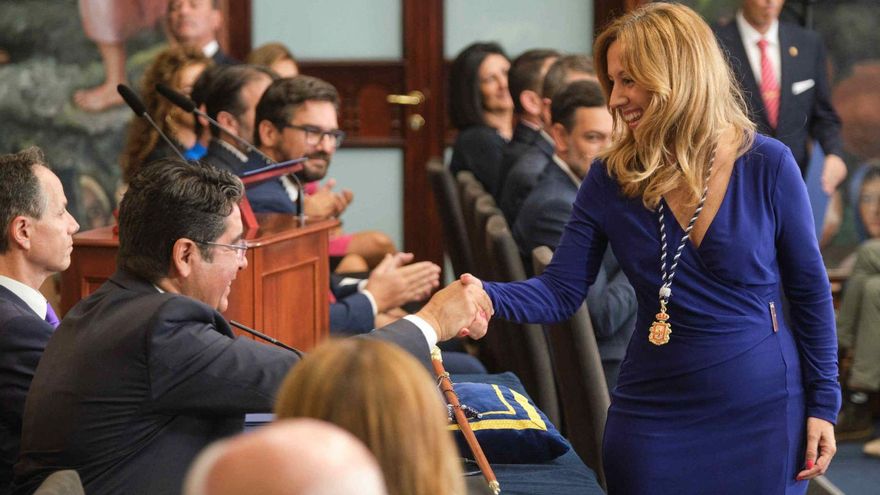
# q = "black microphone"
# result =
<box><xmin>229</xmin><ymin>320</ymin><xmax>304</xmax><ymax>357</ymax></box>
<box><xmin>156</xmin><ymin>83</ymin><xmax>308</xmax><ymax>221</ymax></box>
<box><xmin>117</xmin><ymin>84</ymin><xmax>188</xmax><ymax>162</ymax></box>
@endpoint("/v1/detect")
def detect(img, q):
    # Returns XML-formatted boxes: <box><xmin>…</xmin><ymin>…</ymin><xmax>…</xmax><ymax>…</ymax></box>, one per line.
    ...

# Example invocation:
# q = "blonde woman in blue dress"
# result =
<box><xmin>465</xmin><ymin>3</ymin><xmax>839</xmax><ymax>493</ymax></box>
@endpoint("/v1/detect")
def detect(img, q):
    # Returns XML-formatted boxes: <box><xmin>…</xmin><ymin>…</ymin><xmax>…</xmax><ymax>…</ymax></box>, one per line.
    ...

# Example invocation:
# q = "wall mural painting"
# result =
<box><xmin>0</xmin><ymin>0</ymin><xmax>170</xmax><ymax>231</ymax></box>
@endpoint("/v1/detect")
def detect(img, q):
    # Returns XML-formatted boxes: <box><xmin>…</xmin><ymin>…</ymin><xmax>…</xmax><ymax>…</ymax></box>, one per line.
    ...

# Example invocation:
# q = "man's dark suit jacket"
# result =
<box><xmin>0</xmin><ymin>286</ymin><xmax>53</xmax><ymax>492</ymax></box>
<box><xmin>211</xmin><ymin>49</ymin><xmax>238</xmax><ymax>66</ymax></box>
<box><xmin>329</xmin><ymin>276</ymin><xmax>374</xmax><ymax>334</ymax></box>
<box><xmin>715</xmin><ymin>20</ymin><xmax>842</xmax><ymax>174</ymax></box>
<box><xmin>498</xmin><ymin>122</ymin><xmax>545</xmax><ymax>198</ymax></box>
<box><xmin>12</xmin><ymin>270</ymin><xmax>428</xmax><ymax>495</ymax></box>
<box><xmin>513</xmin><ymin>161</ymin><xmax>636</xmax><ymax>388</ymax></box>
<box><xmin>498</xmin><ymin>136</ymin><xmax>554</xmax><ymax>226</ymax></box>
<box><xmin>201</xmin><ymin>140</ymin><xmax>296</xmax><ymax>215</ymax></box>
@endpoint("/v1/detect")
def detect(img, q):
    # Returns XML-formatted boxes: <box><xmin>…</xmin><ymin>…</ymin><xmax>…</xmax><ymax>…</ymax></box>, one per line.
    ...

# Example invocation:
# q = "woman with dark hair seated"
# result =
<box><xmin>448</xmin><ymin>42</ymin><xmax>514</xmax><ymax>197</ymax></box>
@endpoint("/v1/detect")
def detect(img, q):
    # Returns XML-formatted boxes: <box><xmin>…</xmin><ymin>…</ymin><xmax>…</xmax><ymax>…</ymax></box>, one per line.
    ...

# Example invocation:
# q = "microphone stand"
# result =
<box><xmin>117</xmin><ymin>84</ymin><xmax>187</xmax><ymax>162</ymax></box>
<box><xmin>432</xmin><ymin>346</ymin><xmax>500</xmax><ymax>494</ymax></box>
<box><xmin>229</xmin><ymin>320</ymin><xmax>304</xmax><ymax>358</ymax></box>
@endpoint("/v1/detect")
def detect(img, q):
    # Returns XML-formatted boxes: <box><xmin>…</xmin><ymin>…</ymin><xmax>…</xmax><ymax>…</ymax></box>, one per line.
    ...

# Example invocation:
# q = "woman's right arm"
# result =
<box><xmin>484</xmin><ymin>164</ymin><xmax>610</xmax><ymax>323</ymax></box>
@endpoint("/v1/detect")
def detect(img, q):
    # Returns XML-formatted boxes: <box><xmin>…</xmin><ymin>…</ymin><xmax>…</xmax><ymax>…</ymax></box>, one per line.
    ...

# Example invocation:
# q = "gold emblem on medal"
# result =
<box><xmin>649</xmin><ymin>312</ymin><xmax>671</xmax><ymax>346</ymax></box>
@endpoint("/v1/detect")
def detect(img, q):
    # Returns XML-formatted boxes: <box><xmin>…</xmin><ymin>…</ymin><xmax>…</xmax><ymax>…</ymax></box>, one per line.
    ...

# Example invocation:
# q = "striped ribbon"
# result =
<box><xmin>657</xmin><ymin>149</ymin><xmax>717</xmax><ymax>305</ymax></box>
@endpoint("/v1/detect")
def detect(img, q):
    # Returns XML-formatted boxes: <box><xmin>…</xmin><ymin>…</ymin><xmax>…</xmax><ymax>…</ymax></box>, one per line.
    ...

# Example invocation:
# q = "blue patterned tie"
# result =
<box><xmin>45</xmin><ymin>302</ymin><xmax>60</xmax><ymax>328</ymax></box>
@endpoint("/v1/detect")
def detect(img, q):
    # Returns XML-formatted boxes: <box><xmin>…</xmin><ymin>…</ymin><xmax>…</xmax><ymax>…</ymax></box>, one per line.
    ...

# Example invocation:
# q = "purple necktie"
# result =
<box><xmin>45</xmin><ymin>303</ymin><xmax>60</xmax><ymax>328</ymax></box>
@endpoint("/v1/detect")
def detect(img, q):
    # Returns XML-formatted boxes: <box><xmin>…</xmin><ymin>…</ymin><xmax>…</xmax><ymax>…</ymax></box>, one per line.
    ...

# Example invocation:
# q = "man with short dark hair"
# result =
<box><xmin>500</xmin><ymin>54</ymin><xmax>596</xmax><ymax>225</ymax></box>
<box><xmin>0</xmin><ymin>147</ymin><xmax>79</xmax><ymax>489</ymax></box>
<box><xmin>167</xmin><ymin>0</ymin><xmax>237</xmax><ymax>65</ymax></box>
<box><xmin>12</xmin><ymin>159</ymin><xmax>490</xmax><ymax>495</ymax></box>
<box><xmin>498</xmin><ymin>49</ymin><xmax>559</xmax><ymax>195</ymax></box>
<box><xmin>513</xmin><ymin>81</ymin><xmax>635</xmax><ymax>389</ymax></box>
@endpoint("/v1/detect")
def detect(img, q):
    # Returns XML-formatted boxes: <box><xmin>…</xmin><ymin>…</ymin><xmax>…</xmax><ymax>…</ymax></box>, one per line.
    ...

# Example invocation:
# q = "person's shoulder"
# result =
<box><xmin>0</xmin><ymin>304</ymin><xmax>51</xmax><ymax>341</ymax></box>
<box><xmin>779</xmin><ymin>21</ymin><xmax>827</xmax><ymax>58</ymax></box>
<box><xmin>509</xmin><ymin>148</ymin><xmax>551</xmax><ymax>178</ymax></box>
<box><xmin>779</xmin><ymin>20</ymin><xmax>821</xmax><ymax>43</ymax></box>
<box><xmin>456</xmin><ymin>125</ymin><xmax>503</xmax><ymax>146</ymax></box>
<box><xmin>584</xmin><ymin>158</ymin><xmax>617</xmax><ymax>188</ymax></box>
<box><xmin>712</xmin><ymin>17</ymin><xmax>738</xmax><ymax>37</ymax></box>
<box><xmin>746</xmin><ymin>133</ymin><xmax>791</xmax><ymax>161</ymax></box>
<box><xmin>73</xmin><ymin>273</ymin><xmax>217</xmax><ymax>328</ymax></box>
<box><xmin>741</xmin><ymin>133</ymin><xmax>800</xmax><ymax>179</ymax></box>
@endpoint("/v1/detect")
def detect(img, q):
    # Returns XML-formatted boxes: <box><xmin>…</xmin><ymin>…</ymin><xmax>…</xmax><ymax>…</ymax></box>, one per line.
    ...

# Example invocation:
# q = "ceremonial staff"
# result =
<box><xmin>431</xmin><ymin>346</ymin><xmax>500</xmax><ymax>494</ymax></box>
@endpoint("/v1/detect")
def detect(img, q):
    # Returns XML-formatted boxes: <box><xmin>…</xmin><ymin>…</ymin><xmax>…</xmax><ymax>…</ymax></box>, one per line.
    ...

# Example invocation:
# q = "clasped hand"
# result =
<box><xmin>415</xmin><ymin>273</ymin><xmax>493</xmax><ymax>341</ymax></box>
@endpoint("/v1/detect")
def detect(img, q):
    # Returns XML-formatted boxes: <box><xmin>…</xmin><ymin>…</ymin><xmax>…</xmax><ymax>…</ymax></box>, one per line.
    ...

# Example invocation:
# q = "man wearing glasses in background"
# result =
<box><xmin>248</xmin><ymin>76</ymin><xmax>472</xmax><ymax>346</ymax></box>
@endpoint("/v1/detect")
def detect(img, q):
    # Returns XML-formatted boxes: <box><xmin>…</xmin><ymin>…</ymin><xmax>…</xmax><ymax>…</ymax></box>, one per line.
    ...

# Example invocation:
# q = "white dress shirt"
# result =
<box><xmin>0</xmin><ymin>275</ymin><xmax>48</xmax><ymax>319</ymax></box>
<box><xmin>202</xmin><ymin>40</ymin><xmax>220</xmax><ymax>58</ymax></box>
<box><xmin>736</xmin><ymin>10</ymin><xmax>781</xmax><ymax>87</ymax></box>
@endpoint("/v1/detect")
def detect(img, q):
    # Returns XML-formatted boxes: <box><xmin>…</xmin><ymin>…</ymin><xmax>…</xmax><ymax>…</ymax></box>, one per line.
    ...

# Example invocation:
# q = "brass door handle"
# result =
<box><xmin>386</xmin><ymin>90</ymin><xmax>424</xmax><ymax>106</ymax></box>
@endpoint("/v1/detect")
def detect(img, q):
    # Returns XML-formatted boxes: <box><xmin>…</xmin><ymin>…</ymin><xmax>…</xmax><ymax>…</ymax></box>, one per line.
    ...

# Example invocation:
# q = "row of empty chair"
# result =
<box><xmin>427</xmin><ymin>158</ymin><xmax>610</xmax><ymax>489</ymax></box>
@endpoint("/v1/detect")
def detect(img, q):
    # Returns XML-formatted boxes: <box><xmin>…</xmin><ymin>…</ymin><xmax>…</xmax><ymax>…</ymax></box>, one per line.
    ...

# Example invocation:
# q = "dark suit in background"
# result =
<box><xmin>328</xmin><ymin>275</ymin><xmax>376</xmax><ymax>335</ymax></box>
<box><xmin>499</xmin><ymin>137</ymin><xmax>554</xmax><ymax>226</ymax></box>
<box><xmin>201</xmin><ymin>140</ymin><xmax>297</xmax><ymax>215</ymax></box>
<box><xmin>498</xmin><ymin>122</ymin><xmax>546</xmax><ymax>198</ymax></box>
<box><xmin>211</xmin><ymin>50</ymin><xmax>238</xmax><ymax>66</ymax></box>
<box><xmin>449</xmin><ymin>125</ymin><xmax>508</xmax><ymax>198</ymax></box>
<box><xmin>0</xmin><ymin>287</ymin><xmax>53</xmax><ymax>492</ymax></box>
<box><xmin>513</xmin><ymin>161</ymin><xmax>636</xmax><ymax>389</ymax></box>
<box><xmin>715</xmin><ymin>19</ymin><xmax>843</xmax><ymax>174</ymax></box>
<box><xmin>12</xmin><ymin>270</ymin><xmax>428</xmax><ymax>495</ymax></box>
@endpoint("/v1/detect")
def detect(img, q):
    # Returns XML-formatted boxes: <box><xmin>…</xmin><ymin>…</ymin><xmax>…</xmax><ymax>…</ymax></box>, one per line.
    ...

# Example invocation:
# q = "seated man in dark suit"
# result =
<box><xmin>11</xmin><ymin>159</ymin><xmax>490</xmax><ymax>495</ymax></box>
<box><xmin>513</xmin><ymin>81</ymin><xmax>635</xmax><ymax>389</ymax></box>
<box><xmin>500</xmin><ymin>55</ymin><xmax>595</xmax><ymax>226</ymax></box>
<box><xmin>0</xmin><ymin>147</ymin><xmax>80</xmax><ymax>490</ymax></box>
<box><xmin>497</xmin><ymin>49</ymin><xmax>559</xmax><ymax>199</ymax></box>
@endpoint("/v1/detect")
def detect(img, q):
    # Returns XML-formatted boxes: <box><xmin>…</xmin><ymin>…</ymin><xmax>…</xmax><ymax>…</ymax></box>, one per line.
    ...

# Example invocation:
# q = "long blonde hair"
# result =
<box><xmin>594</xmin><ymin>3</ymin><xmax>755</xmax><ymax>208</ymax></box>
<box><xmin>274</xmin><ymin>339</ymin><xmax>465</xmax><ymax>495</ymax></box>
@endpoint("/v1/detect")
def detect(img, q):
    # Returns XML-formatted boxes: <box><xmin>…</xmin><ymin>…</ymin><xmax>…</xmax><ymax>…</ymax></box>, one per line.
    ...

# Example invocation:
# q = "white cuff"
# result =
<box><xmin>402</xmin><ymin>315</ymin><xmax>438</xmax><ymax>349</ymax></box>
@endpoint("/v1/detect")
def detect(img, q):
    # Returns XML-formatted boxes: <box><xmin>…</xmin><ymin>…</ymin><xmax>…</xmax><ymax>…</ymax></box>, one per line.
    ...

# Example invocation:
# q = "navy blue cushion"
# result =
<box><xmin>449</xmin><ymin>382</ymin><xmax>569</xmax><ymax>464</ymax></box>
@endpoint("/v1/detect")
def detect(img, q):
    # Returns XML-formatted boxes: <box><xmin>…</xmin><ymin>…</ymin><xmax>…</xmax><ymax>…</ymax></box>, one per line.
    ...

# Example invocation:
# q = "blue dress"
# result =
<box><xmin>483</xmin><ymin>135</ymin><xmax>840</xmax><ymax>494</ymax></box>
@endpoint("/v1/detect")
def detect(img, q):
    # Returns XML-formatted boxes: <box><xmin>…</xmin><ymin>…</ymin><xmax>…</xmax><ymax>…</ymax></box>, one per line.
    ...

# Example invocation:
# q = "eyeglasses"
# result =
<box><xmin>281</xmin><ymin>124</ymin><xmax>346</xmax><ymax>147</ymax></box>
<box><xmin>195</xmin><ymin>239</ymin><xmax>249</xmax><ymax>261</ymax></box>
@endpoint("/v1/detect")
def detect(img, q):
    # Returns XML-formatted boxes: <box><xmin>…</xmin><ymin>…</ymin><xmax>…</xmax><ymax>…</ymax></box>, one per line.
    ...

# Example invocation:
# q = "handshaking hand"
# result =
<box><xmin>415</xmin><ymin>273</ymin><xmax>493</xmax><ymax>342</ymax></box>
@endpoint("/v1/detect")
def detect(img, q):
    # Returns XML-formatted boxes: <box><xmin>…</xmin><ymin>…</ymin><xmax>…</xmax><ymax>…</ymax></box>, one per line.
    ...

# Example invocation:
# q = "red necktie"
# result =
<box><xmin>757</xmin><ymin>39</ymin><xmax>780</xmax><ymax>129</ymax></box>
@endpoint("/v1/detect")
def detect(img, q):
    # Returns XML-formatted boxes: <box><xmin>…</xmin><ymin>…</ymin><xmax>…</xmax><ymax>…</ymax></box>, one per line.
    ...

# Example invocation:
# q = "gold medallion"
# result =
<box><xmin>649</xmin><ymin>311</ymin><xmax>672</xmax><ymax>346</ymax></box>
